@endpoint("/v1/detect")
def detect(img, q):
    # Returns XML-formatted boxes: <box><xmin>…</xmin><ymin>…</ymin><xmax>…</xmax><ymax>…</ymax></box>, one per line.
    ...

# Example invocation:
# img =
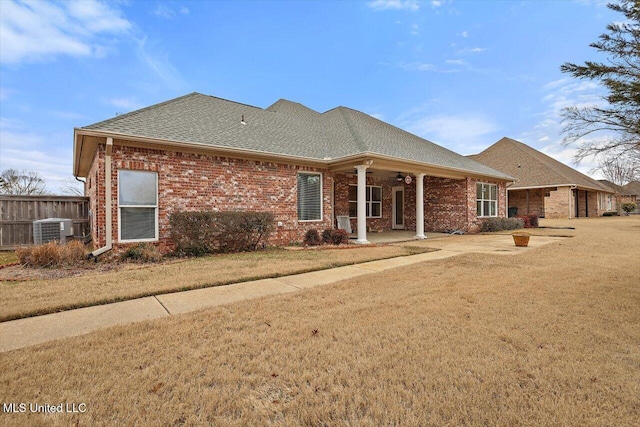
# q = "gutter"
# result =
<box><xmin>88</xmin><ymin>137</ymin><xmax>113</xmax><ymax>260</ymax></box>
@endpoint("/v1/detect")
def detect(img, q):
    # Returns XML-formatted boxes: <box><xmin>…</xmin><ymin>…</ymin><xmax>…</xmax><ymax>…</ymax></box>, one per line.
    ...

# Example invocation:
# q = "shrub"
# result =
<box><xmin>321</xmin><ymin>228</ymin><xmax>350</xmax><ymax>245</ymax></box>
<box><xmin>63</xmin><ymin>240</ymin><xmax>87</xmax><ymax>265</ymax></box>
<box><xmin>120</xmin><ymin>243</ymin><xmax>163</xmax><ymax>263</ymax></box>
<box><xmin>303</xmin><ymin>229</ymin><xmax>321</xmax><ymax>246</ymax></box>
<box><xmin>517</xmin><ymin>214</ymin><xmax>539</xmax><ymax>228</ymax></box>
<box><xmin>621</xmin><ymin>202</ymin><xmax>637</xmax><ymax>215</ymax></box>
<box><xmin>602</xmin><ymin>211</ymin><xmax>618</xmax><ymax>216</ymax></box>
<box><xmin>479</xmin><ymin>217</ymin><xmax>524</xmax><ymax>232</ymax></box>
<box><xmin>16</xmin><ymin>240</ymin><xmax>88</xmax><ymax>268</ymax></box>
<box><xmin>169</xmin><ymin>211</ymin><xmax>275</xmax><ymax>256</ymax></box>
<box><xmin>331</xmin><ymin>228</ymin><xmax>349</xmax><ymax>245</ymax></box>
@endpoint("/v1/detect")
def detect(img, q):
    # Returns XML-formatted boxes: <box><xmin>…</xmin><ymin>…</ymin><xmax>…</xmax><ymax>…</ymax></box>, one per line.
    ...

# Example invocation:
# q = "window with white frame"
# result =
<box><xmin>476</xmin><ymin>182</ymin><xmax>497</xmax><ymax>217</ymax></box>
<box><xmin>297</xmin><ymin>172</ymin><xmax>322</xmax><ymax>221</ymax></box>
<box><xmin>348</xmin><ymin>184</ymin><xmax>382</xmax><ymax>218</ymax></box>
<box><xmin>118</xmin><ymin>170</ymin><xmax>158</xmax><ymax>241</ymax></box>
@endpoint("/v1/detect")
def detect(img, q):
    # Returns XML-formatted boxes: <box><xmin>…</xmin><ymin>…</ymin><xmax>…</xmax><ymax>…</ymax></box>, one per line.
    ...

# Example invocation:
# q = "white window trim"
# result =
<box><xmin>348</xmin><ymin>184</ymin><xmax>382</xmax><ymax>219</ymax></box>
<box><xmin>477</xmin><ymin>182</ymin><xmax>498</xmax><ymax>218</ymax></box>
<box><xmin>117</xmin><ymin>170</ymin><xmax>159</xmax><ymax>243</ymax></box>
<box><xmin>297</xmin><ymin>172</ymin><xmax>323</xmax><ymax>222</ymax></box>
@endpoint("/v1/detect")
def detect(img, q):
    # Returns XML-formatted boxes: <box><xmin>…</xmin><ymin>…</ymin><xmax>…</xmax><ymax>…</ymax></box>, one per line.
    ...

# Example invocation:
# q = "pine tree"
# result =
<box><xmin>560</xmin><ymin>0</ymin><xmax>640</xmax><ymax>161</ymax></box>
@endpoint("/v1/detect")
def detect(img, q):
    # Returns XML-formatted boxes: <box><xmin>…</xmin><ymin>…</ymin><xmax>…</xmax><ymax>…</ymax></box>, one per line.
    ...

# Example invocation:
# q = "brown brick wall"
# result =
<box><xmin>89</xmin><ymin>142</ymin><xmax>334</xmax><ymax>251</ymax></box>
<box><xmin>542</xmin><ymin>187</ymin><xmax>570</xmax><ymax>219</ymax></box>
<box><xmin>88</xmin><ymin>142</ymin><xmax>510</xmax><ymax>250</ymax></box>
<box><xmin>508</xmin><ymin>189</ymin><xmax>545</xmax><ymax>217</ymax></box>
<box><xmin>334</xmin><ymin>174</ymin><xmax>416</xmax><ymax>232</ymax></box>
<box><xmin>334</xmin><ymin>174</ymin><xmax>507</xmax><ymax>234</ymax></box>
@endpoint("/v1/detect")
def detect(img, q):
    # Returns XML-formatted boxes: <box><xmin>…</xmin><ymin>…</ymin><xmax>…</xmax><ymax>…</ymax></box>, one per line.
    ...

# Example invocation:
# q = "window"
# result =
<box><xmin>118</xmin><ymin>170</ymin><xmax>158</xmax><ymax>241</ymax></box>
<box><xmin>297</xmin><ymin>172</ymin><xmax>322</xmax><ymax>221</ymax></box>
<box><xmin>476</xmin><ymin>183</ymin><xmax>497</xmax><ymax>217</ymax></box>
<box><xmin>349</xmin><ymin>185</ymin><xmax>382</xmax><ymax>218</ymax></box>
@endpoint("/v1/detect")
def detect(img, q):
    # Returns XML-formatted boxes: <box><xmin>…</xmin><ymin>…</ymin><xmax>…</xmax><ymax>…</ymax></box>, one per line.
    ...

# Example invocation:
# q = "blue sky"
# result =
<box><xmin>0</xmin><ymin>0</ymin><xmax>616</xmax><ymax>193</ymax></box>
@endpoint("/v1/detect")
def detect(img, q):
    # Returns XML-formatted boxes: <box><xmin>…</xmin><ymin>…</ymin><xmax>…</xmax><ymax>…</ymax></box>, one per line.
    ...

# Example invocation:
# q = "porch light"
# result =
<box><xmin>396</xmin><ymin>172</ymin><xmax>404</xmax><ymax>182</ymax></box>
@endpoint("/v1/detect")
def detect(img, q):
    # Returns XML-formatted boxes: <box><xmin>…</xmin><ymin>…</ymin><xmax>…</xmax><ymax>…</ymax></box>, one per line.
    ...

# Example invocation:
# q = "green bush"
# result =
<box><xmin>321</xmin><ymin>229</ymin><xmax>333</xmax><ymax>244</ymax></box>
<box><xmin>621</xmin><ymin>202</ymin><xmax>637</xmax><ymax>215</ymax></box>
<box><xmin>602</xmin><ymin>211</ymin><xmax>618</xmax><ymax>216</ymax></box>
<box><xmin>169</xmin><ymin>211</ymin><xmax>275</xmax><ymax>256</ymax></box>
<box><xmin>479</xmin><ymin>217</ymin><xmax>524</xmax><ymax>232</ymax></box>
<box><xmin>303</xmin><ymin>229</ymin><xmax>321</xmax><ymax>246</ymax></box>
<box><xmin>120</xmin><ymin>243</ymin><xmax>163</xmax><ymax>263</ymax></box>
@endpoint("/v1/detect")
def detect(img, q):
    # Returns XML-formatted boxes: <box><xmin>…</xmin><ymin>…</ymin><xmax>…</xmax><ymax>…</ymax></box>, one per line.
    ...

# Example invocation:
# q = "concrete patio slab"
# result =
<box><xmin>156</xmin><ymin>278</ymin><xmax>299</xmax><ymax>315</ymax></box>
<box><xmin>0</xmin><ymin>297</ymin><xmax>168</xmax><ymax>352</ymax></box>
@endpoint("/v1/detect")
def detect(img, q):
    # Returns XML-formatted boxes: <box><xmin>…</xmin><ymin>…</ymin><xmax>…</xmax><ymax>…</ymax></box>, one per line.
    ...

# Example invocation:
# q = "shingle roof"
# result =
<box><xmin>80</xmin><ymin>92</ymin><xmax>512</xmax><ymax>180</ymax></box>
<box><xmin>622</xmin><ymin>180</ymin><xmax>640</xmax><ymax>196</ymax></box>
<box><xmin>598</xmin><ymin>180</ymin><xmax>625</xmax><ymax>194</ymax></box>
<box><xmin>469</xmin><ymin>137</ymin><xmax>613</xmax><ymax>192</ymax></box>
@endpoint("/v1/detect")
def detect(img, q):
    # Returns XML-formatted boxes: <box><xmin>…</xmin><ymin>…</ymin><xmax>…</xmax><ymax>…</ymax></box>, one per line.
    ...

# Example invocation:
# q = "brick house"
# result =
<box><xmin>73</xmin><ymin>93</ymin><xmax>512</xmax><ymax>255</ymax></box>
<box><xmin>470</xmin><ymin>137</ymin><xmax>615</xmax><ymax>219</ymax></box>
<box><xmin>599</xmin><ymin>180</ymin><xmax>639</xmax><ymax>215</ymax></box>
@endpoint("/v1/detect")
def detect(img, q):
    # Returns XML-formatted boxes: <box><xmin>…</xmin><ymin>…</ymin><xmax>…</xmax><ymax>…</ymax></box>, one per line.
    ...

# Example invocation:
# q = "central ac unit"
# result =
<box><xmin>33</xmin><ymin>218</ymin><xmax>74</xmax><ymax>245</ymax></box>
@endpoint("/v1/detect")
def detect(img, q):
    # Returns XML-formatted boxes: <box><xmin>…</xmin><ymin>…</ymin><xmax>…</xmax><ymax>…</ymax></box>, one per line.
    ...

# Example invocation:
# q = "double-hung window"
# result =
<box><xmin>118</xmin><ymin>170</ymin><xmax>158</xmax><ymax>241</ymax></box>
<box><xmin>348</xmin><ymin>185</ymin><xmax>382</xmax><ymax>218</ymax></box>
<box><xmin>476</xmin><ymin>182</ymin><xmax>497</xmax><ymax>217</ymax></box>
<box><xmin>297</xmin><ymin>172</ymin><xmax>322</xmax><ymax>221</ymax></box>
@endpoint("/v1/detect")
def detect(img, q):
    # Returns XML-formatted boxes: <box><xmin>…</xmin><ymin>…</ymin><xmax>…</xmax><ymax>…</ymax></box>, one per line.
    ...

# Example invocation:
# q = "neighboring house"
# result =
<box><xmin>621</xmin><ymin>181</ymin><xmax>640</xmax><ymax>213</ymax></box>
<box><xmin>73</xmin><ymin>93</ymin><xmax>512</xmax><ymax>253</ymax></box>
<box><xmin>598</xmin><ymin>179</ymin><xmax>630</xmax><ymax>214</ymax></box>
<box><xmin>470</xmin><ymin>137</ymin><xmax>615</xmax><ymax>219</ymax></box>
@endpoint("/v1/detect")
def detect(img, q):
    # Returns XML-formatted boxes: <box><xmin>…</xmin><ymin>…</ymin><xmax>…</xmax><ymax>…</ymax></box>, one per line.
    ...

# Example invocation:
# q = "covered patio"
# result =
<box><xmin>348</xmin><ymin>230</ymin><xmax>449</xmax><ymax>244</ymax></box>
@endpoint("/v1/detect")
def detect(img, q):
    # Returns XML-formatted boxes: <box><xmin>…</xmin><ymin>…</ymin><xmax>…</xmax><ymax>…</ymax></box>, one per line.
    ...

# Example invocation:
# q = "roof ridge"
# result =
<box><xmin>81</xmin><ymin>92</ymin><xmax>263</xmax><ymax>130</ymax></box>
<box><xmin>80</xmin><ymin>92</ymin><xmax>203</xmax><ymax>129</ymax></box>
<box><xmin>333</xmin><ymin>107</ymin><xmax>368</xmax><ymax>152</ymax></box>
<box><xmin>496</xmin><ymin>138</ymin><xmax>610</xmax><ymax>191</ymax></box>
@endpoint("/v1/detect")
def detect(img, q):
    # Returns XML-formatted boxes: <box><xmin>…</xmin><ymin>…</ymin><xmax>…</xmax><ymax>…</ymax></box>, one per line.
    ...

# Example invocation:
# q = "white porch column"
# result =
<box><xmin>415</xmin><ymin>173</ymin><xmax>426</xmax><ymax>239</ymax></box>
<box><xmin>355</xmin><ymin>165</ymin><xmax>369</xmax><ymax>244</ymax></box>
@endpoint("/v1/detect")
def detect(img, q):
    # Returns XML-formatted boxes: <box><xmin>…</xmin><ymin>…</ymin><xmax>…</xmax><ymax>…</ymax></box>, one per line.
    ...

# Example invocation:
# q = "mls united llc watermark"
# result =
<box><xmin>3</xmin><ymin>402</ymin><xmax>87</xmax><ymax>414</ymax></box>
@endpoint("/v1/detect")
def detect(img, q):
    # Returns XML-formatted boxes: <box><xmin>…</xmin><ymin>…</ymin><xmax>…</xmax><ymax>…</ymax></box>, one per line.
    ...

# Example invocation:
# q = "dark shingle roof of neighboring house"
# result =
<box><xmin>469</xmin><ymin>137</ymin><xmax>613</xmax><ymax>192</ymax></box>
<box><xmin>622</xmin><ymin>181</ymin><xmax>640</xmax><ymax>195</ymax></box>
<box><xmin>598</xmin><ymin>180</ymin><xmax>626</xmax><ymax>194</ymax></box>
<box><xmin>79</xmin><ymin>92</ymin><xmax>512</xmax><ymax>180</ymax></box>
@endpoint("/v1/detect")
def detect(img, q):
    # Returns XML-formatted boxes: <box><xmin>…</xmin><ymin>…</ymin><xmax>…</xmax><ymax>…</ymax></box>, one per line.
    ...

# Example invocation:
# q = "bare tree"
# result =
<box><xmin>60</xmin><ymin>177</ymin><xmax>84</xmax><ymax>196</ymax></box>
<box><xmin>560</xmin><ymin>0</ymin><xmax>640</xmax><ymax>162</ymax></box>
<box><xmin>0</xmin><ymin>169</ymin><xmax>47</xmax><ymax>195</ymax></box>
<box><xmin>594</xmin><ymin>152</ymin><xmax>640</xmax><ymax>185</ymax></box>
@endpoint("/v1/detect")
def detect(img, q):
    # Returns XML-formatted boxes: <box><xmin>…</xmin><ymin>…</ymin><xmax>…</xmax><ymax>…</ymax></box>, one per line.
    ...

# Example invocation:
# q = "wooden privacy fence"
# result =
<box><xmin>0</xmin><ymin>195</ymin><xmax>90</xmax><ymax>250</ymax></box>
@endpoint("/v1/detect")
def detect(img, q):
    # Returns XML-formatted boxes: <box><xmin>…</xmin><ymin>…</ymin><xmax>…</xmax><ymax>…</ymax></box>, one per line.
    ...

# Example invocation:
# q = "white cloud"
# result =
<box><xmin>460</xmin><ymin>31</ymin><xmax>469</xmax><ymax>38</ymax></box>
<box><xmin>106</xmin><ymin>97</ymin><xmax>144</xmax><ymax>112</ymax></box>
<box><xmin>0</xmin><ymin>120</ymin><xmax>75</xmax><ymax>193</ymax></box>
<box><xmin>367</xmin><ymin>0</ymin><xmax>420</xmax><ymax>11</ymax></box>
<box><xmin>410</xmin><ymin>23</ymin><xmax>419</xmax><ymax>35</ymax></box>
<box><xmin>514</xmin><ymin>77</ymin><xmax>609</xmax><ymax>177</ymax></box>
<box><xmin>431</xmin><ymin>0</ymin><xmax>443</xmax><ymax>7</ymax></box>
<box><xmin>445</xmin><ymin>59</ymin><xmax>467</xmax><ymax>66</ymax></box>
<box><xmin>0</xmin><ymin>0</ymin><xmax>131</xmax><ymax>64</ymax></box>
<box><xmin>400</xmin><ymin>111</ymin><xmax>501</xmax><ymax>154</ymax></box>
<box><xmin>464</xmin><ymin>47</ymin><xmax>487</xmax><ymax>53</ymax></box>
<box><xmin>154</xmin><ymin>4</ymin><xmax>189</xmax><ymax>19</ymax></box>
<box><xmin>135</xmin><ymin>36</ymin><xmax>189</xmax><ymax>92</ymax></box>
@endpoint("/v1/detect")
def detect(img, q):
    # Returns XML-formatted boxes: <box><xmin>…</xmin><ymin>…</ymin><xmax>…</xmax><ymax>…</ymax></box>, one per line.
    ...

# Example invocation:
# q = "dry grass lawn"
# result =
<box><xmin>1</xmin><ymin>216</ymin><xmax>639</xmax><ymax>426</ymax></box>
<box><xmin>0</xmin><ymin>245</ymin><xmax>426</xmax><ymax>321</ymax></box>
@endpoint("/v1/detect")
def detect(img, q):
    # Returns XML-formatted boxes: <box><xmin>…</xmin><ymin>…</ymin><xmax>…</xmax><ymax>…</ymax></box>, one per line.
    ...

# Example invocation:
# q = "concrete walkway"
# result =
<box><xmin>0</xmin><ymin>234</ymin><xmax>565</xmax><ymax>353</ymax></box>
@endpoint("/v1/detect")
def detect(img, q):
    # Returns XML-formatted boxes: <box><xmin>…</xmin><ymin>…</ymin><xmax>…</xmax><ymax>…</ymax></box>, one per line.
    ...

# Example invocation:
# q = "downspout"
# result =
<box><xmin>88</xmin><ymin>137</ymin><xmax>113</xmax><ymax>259</ymax></box>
